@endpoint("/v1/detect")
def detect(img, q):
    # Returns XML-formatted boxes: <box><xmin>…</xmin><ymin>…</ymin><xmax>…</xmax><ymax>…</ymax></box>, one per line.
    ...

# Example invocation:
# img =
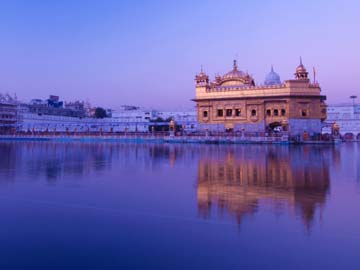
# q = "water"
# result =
<box><xmin>0</xmin><ymin>142</ymin><xmax>359</xmax><ymax>269</ymax></box>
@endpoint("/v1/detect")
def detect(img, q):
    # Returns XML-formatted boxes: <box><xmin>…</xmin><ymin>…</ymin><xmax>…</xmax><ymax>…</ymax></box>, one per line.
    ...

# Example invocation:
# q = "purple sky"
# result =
<box><xmin>0</xmin><ymin>0</ymin><xmax>359</xmax><ymax>110</ymax></box>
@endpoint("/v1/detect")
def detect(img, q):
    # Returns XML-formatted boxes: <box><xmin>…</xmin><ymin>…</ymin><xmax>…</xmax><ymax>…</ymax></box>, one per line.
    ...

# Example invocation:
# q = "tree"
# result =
<box><xmin>94</xmin><ymin>107</ymin><xmax>107</xmax><ymax>118</ymax></box>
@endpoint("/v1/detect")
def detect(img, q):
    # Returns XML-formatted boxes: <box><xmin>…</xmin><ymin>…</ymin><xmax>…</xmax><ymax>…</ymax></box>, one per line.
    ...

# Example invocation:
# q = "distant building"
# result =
<box><xmin>17</xmin><ymin>107</ymin><xmax>150</xmax><ymax>133</ymax></box>
<box><xmin>28</xmin><ymin>95</ymin><xmax>86</xmax><ymax>118</ymax></box>
<box><xmin>153</xmin><ymin>110</ymin><xmax>197</xmax><ymax>131</ymax></box>
<box><xmin>8</xmin><ymin>94</ymin><xmax>197</xmax><ymax>134</ymax></box>
<box><xmin>0</xmin><ymin>94</ymin><xmax>17</xmax><ymax>133</ymax></box>
<box><xmin>193</xmin><ymin>59</ymin><xmax>327</xmax><ymax>135</ymax></box>
<box><xmin>16</xmin><ymin>102</ymin><xmax>151</xmax><ymax>133</ymax></box>
<box><xmin>112</xmin><ymin>106</ymin><xmax>153</xmax><ymax>122</ymax></box>
<box><xmin>112</xmin><ymin>106</ymin><xmax>198</xmax><ymax>132</ymax></box>
<box><xmin>324</xmin><ymin>103</ymin><xmax>360</xmax><ymax>140</ymax></box>
<box><xmin>65</xmin><ymin>101</ymin><xmax>85</xmax><ymax>112</ymax></box>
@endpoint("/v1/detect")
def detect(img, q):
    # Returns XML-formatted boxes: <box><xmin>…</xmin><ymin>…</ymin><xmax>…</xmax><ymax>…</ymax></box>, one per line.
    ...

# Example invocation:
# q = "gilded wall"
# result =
<box><xmin>193</xmin><ymin>60</ymin><xmax>327</xmax><ymax>134</ymax></box>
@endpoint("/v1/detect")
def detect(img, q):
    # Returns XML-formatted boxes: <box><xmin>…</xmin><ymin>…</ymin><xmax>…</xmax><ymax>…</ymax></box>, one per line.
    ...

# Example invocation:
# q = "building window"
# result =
<box><xmin>226</xmin><ymin>109</ymin><xmax>232</xmax><ymax>117</ymax></box>
<box><xmin>251</xmin><ymin>109</ymin><xmax>257</xmax><ymax>117</ymax></box>
<box><xmin>266</xmin><ymin>109</ymin><xmax>271</xmax><ymax>116</ymax></box>
<box><xmin>281</xmin><ymin>109</ymin><xmax>286</xmax><ymax>116</ymax></box>
<box><xmin>301</xmin><ymin>109</ymin><xmax>307</xmax><ymax>117</ymax></box>
<box><xmin>274</xmin><ymin>109</ymin><xmax>279</xmax><ymax>116</ymax></box>
<box><xmin>203</xmin><ymin>111</ymin><xmax>208</xmax><ymax>118</ymax></box>
<box><xmin>217</xmin><ymin>109</ymin><xmax>223</xmax><ymax>117</ymax></box>
<box><xmin>235</xmin><ymin>109</ymin><xmax>241</xmax><ymax>117</ymax></box>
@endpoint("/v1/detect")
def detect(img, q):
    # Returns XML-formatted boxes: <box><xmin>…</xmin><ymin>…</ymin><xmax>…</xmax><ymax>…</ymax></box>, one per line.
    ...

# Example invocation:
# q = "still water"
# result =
<box><xmin>0</xmin><ymin>142</ymin><xmax>359</xmax><ymax>269</ymax></box>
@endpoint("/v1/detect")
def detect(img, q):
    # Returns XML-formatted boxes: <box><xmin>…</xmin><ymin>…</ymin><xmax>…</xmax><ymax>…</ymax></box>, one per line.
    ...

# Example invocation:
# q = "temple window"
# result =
<box><xmin>226</xmin><ymin>109</ymin><xmax>233</xmax><ymax>117</ymax></box>
<box><xmin>203</xmin><ymin>111</ymin><xmax>208</xmax><ymax>118</ymax></box>
<box><xmin>281</xmin><ymin>109</ymin><xmax>286</xmax><ymax>116</ymax></box>
<box><xmin>266</xmin><ymin>109</ymin><xmax>271</xmax><ymax>116</ymax></box>
<box><xmin>251</xmin><ymin>109</ymin><xmax>257</xmax><ymax>116</ymax></box>
<box><xmin>301</xmin><ymin>109</ymin><xmax>307</xmax><ymax>117</ymax></box>
<box><xmin>217</xmin><ymin>109</ymin><xmax>223</xmax><ymax>117</ymax></box>
<box><xmin>274</xmin><ymin>109</ymin><xmax>279</xmax><ymax>116</ymax></box>
<box><xmin>235</xmin><ymin>109</ymin><xmax>241</xmax><ymax>117</ymax></box>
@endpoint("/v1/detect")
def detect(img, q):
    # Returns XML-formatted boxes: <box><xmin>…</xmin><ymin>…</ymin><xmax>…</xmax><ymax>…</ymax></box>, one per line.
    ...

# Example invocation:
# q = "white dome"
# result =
<box><xmin>264</xmin><ymin>66</ymin><xmax>281</xmax><ymax>86</ymax></box>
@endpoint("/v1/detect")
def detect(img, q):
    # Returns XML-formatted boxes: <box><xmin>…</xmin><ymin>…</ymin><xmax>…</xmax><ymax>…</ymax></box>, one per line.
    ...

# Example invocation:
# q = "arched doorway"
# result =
<box><xmin>322</xmin><ymin>133</ymin><xmax>330</xmax><ymax>141</ymax></box>
<box><xmin>344</xmin><ymin>133</ymin><xmax>354</xmax><ymax>141</ymax></box>
<box><xmin>225</xmin><ymin>123</ymin><xmax>234</xmax><ymax>133</ymax></box>
<box><xmin>268</xmin><ymin>122</ymin><xmax>282</xmax><ymax>133</ymax></box>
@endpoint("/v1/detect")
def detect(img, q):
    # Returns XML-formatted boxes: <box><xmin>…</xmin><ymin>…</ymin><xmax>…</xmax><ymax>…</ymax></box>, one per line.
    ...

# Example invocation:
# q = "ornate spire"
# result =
<box><xmin>295</xmin><ymin>57</ymin><xmax>308</xmax><ymax>80</ymax></box>
<box><xmin>233</xmin><ymin>59</ymin><xmax>238</xmax><ymax>71</ymax></box>
<box><xmin>195</xmin><ymin>65</ymin><xmax>209</xmax><ymax>85</ymax></box>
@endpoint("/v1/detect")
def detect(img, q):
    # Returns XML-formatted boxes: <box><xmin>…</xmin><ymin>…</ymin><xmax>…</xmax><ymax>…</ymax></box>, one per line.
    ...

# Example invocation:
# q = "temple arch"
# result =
<box><xmin>344</xmin><ymin>133</ymin><xmax>354</xmax><ymax>141</ymax></box>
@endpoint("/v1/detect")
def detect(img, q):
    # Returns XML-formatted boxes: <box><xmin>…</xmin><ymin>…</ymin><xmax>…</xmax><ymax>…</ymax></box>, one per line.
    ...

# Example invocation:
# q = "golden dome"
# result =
<box><xmin>223</xmin><ymin>60</ymin><xmax>245</xmax><ymax>80</ymax></box>
<box><xmin>296</xmin><ymin>63</ymin><xmax>307</xmax><ymax>73</ymax></box>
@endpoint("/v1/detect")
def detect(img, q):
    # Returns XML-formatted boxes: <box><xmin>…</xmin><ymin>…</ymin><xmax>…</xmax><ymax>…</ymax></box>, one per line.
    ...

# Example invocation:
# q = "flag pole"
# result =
<box><xmin>313</xmin><ymin>67</ymin><xmax>316</xmax><ymax>84</ymax></box>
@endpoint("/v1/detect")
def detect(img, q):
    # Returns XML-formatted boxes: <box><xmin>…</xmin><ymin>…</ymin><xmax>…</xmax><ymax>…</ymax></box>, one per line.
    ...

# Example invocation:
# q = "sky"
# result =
<box><xmin>0</xmin><ymin>0</ymin><xmax>359</xmax><ymax>110</ymax></box>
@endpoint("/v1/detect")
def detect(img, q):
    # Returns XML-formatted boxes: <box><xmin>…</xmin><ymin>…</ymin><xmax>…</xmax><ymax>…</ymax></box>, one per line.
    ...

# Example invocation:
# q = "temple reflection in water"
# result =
<box><xmin>0</xmin><ymin>141</ymin><xmax>341</xmax><ymax>231</ymax></box>
<box><xmin>197</xmin><ymin>146</ymin><xmax>331</xmax><ymax>229</ymax></box>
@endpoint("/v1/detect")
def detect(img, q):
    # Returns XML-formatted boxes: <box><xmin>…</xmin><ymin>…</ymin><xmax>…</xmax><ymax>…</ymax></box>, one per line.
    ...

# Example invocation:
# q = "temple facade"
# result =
<box><xmin>193</xmin><ymin>59</ymin><xmax>327</xmax><ymax>135</ymax></box>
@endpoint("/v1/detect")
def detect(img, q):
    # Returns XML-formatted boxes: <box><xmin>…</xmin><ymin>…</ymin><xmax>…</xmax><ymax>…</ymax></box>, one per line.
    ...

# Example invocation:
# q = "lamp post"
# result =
<box><xmin>350</xmin><ymin>95</ymin><xmax>357</xmax><ymax>106</ymax></box>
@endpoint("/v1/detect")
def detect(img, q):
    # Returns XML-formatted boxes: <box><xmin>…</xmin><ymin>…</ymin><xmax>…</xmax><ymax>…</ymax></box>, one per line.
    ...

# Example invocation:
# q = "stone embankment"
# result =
<box><xmin>0</xmin><ymin>134</ymin><xmax>344</xmax><ymax>144</ymax></box>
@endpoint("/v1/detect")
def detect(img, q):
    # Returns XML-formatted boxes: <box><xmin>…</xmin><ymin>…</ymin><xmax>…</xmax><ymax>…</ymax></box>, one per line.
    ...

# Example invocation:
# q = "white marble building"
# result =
<box><xmin>324</xmin><ymin>103</ymin><xmax>360</xmax><ymax>139</ymax></box>
<box><xmin>16</xmin><ymin>103</ymin><xmax>198</xmax><ymax>133</ymax></box>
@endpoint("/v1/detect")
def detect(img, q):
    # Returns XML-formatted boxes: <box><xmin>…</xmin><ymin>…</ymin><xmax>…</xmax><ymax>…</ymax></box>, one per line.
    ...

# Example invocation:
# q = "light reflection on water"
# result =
<box><xmin>0</xmin><ymin>142</ymin><xmax>359</xmax><ymax>269</ymax></box>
